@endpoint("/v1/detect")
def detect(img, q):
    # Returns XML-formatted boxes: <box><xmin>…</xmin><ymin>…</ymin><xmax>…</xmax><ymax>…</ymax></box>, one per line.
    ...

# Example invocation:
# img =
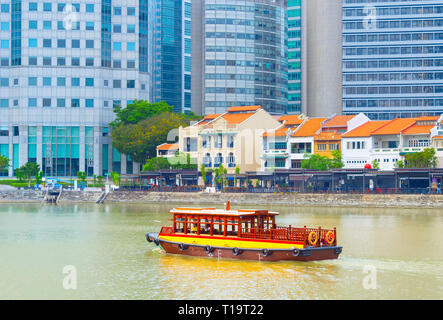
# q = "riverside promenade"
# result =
<box><xmin>2</xmin><ymin>189</ymin><xmax>443</xmax><ymax>208</ymax></box>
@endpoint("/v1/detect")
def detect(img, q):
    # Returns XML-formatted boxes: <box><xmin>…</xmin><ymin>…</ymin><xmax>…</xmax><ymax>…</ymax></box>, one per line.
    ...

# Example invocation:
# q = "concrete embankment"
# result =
<box><xmin>1</xmin><ymin>189</ymin><xmax>443</xmax><ymax>208</ymax></box>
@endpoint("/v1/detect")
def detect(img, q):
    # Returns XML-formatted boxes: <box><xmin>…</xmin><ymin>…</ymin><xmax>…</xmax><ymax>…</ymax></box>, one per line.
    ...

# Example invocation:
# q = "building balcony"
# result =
<box><xmin>262</xmin><ymin>149</ymin><xmax>288</xmax><ymax>159</ymax></box>
<box><xmin>291</xmin><ymin>149</ymin><xmax>311</xmax><ymax>154</ymax></box>
<box><xmin>371</xmin><ymin>148</ymin><xmax>400</xmax><ymax>154</ymax></box>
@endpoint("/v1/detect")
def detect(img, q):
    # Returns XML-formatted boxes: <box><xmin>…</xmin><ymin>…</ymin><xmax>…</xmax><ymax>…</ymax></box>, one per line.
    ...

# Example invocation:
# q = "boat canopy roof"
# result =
<box><xmin>170</xmin><ymin>207</ymin><xmax>279</xmax><ymax>217</ymax></box>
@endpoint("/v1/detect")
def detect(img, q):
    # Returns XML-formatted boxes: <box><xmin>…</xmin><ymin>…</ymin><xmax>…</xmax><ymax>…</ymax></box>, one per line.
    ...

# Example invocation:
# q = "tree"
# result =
<box><xmin>77</xmin><ymin>171</ymin><xmax>86</xmax><ymax>183</ymax></box>
<box><xmin>110</xmin><ymin>171</ymin><xmax>120</xmax><ymax>186</ymax></box>
<box><xmin>234</xmin><ymin>166</ymin><xmax>241</xmax><ymax>187</ymax></box>
<box><xmin>110</xmin><ymin>100</ymin><xmax>173</xmax><ymax>127</ymax></box>
<box><xmin>394</xmin><ymin>160</ymin><xmax>405</xmax><ymax>169</ymax></box>
<box><xmin>0</xmin><ymin>155</ymin><xmax>8</xmax><ymax>172</ymax></box>
<box><xmin>200</xmin><ymin>164</ymin><xmax>207</xmax><ymax>186</ymax></box>
<box><xmin>17</xmin><ymin>162</ymin><xmax>40</xmax><ymax>187</ymax></box>
<box><xmin>405</xmin><ymin>148</ymin><xmax>437</xmax><ymax>168</ymax></box>
<box><xmin>142</xmin><ymin>157</ymin><xmax>171</xmax><ymax>172</ymax></box>
<box><xmin>301</xmin><ymin>154</ymin><xmax>331</xmax><ymax>171</ymax></box>
<box><xmin>111</xmin><ymin>111</ymin><xmax>201</xmax><ymax>163</ymax></box>
<box><xmin>329</xmin><ymin>150</ymin><xmax>344</xmax><ymax>169</ymax></box>
<box><xmin>214</xmin><ymin>164</ymin><xmax>227</xmax><ymax>189</ymax></box>
<box><xmin>371</xmin><ymin>159</ymin><xmax>380</xmax><ymax>170</ymax></box>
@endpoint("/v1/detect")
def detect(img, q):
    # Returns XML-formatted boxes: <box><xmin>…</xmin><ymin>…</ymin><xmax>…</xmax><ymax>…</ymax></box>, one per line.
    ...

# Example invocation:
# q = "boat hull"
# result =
<box><xmin>146</xmin><ymin>232</ymin><xmax>342</xmax><ymax>262</ymax></box>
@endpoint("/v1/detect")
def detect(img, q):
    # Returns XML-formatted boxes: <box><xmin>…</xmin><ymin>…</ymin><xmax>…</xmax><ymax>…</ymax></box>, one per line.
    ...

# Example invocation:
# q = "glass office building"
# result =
<box><xmin>151</xmin><ymin>0</ymin><xmax>192</xmax><ymax>113</ymax></box>
<box><xmin>0</xmin><ymin>1</ymin><xmax>150</xmax><ymax>177</ymax></box>
<box><xmin>287</xmin><ymin>0</ymin><xmax>302</xmax><ymax>114</ymax></box>
<box><xmin>343</xmin><ymin>0</ymin><xmax>443</xmax><ymax>119</ymax></box>
<box><xmin>202</xmin><ymin>0</ymin><xmax>288</xmax><ymax>115</ymax></box>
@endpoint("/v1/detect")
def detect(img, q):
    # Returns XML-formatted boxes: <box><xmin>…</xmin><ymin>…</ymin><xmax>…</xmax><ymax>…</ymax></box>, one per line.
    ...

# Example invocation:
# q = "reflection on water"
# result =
<box><xmin>0</xmin><ymin>203</ymin><xmax>442</xmax><ymax>299</ymax></box>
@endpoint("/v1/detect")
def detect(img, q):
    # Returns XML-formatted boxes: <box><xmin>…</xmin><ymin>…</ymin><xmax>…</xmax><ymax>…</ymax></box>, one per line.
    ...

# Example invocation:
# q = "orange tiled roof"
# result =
<box><xmin>371</xmin><ymin>118</ymin><xmax>417</xmax><ymax>136</ymax></box>
<box><xmin>401</xmin><ymin>124</ymin><xmax>435</xmax><ymax>135</ymax></box>
<box><xmin>278</xmin><ymin>115</ymin><xmax>304</xmax><ymax>127</ymax></box>
<box><xmin>342</xmin><ymin>121</ymin><xmax>390</xmax><ymax>138</ymax></box>
<box><xmin>323</xmin><ymin>115</ymin><xmax>355</xmax><ymax>128</ymax></box>
<box><xmin>415</xmin><ymin>116</ymin><xmax>440</xmax><ymax>121</ymax></box>
<box><xmin>314</xmin><ymin>131</ymin><xmax>342</xmax><ymax>141</ymax></box>
<box><xmin>291</xmin><ymin>118</ymin><xmax>327</xmax><ymax>137</ymax></box>
<box><xmin>196</xmin><ymin>114</ymin><xmax>222</xmax><ymax>126</ymax></box>
<box><xmin>263</xmin><ymin>126</ymin><xmax>289</xmax><ymax>137</ymax></box>
<box><xmin>221</xmin><ymin>112</ymin><xmax>255</xmax><ymax>124</ymax></box>
<box><xmin>433</xmin><ymin>136</ymin><xmax>443</xmax><ymax>139</ymax></box>
<box><xmin>157</xmin><ymin>143</ymin><xmax>179</xmax><ymax>151</ymax></box>
<box><xmin>226</xmin><ymin>105</ymin><xmax>262</xmax><ymax>113</ymax></box>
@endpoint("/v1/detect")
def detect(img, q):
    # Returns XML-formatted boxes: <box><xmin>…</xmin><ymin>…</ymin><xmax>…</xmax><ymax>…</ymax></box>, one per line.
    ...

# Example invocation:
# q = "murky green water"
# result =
<box><xmin>0</xmin><ymin>202</ymin><xmax>442</xmax><ymax>300</ymax></box>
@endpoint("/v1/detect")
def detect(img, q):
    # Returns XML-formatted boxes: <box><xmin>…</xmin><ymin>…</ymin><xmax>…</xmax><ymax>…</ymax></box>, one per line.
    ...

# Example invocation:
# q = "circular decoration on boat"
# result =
<box><xmin>146</xmin><ymin>233</ymin><xmax>153</xmax><ymax>242</ymax></box>
<box><xmin>204</xmin><ymin>245</ymin><xmax>213</xmax><ymax>254</ymax></box>
<box><xmin>292</xmin><ymin>249</ymin><xmax>299</xmax><ymax>256</ymax></box>
<box><xmin>154</xmin><ymin>238</ymin><xmax>160</xmax><ymax>246</ymax></box>
<box><xmin>262</xmin><ymin>249</ymin><xmax>271</xmax><ymax>257</ymax></box>
<box><xmin>325</xmin><ymin>231</ymin><xmax>335</xmax><ymax>245</ymax></box>
<box><xmin>178</xmin><ymin>243</ymin><xmax>187</xmax><ymax>251</ymax></box>
<box><xmin>308</xmin><ymin>231</ymin><xmax>318</xmax><ymax>246</ymax></box>
<box><xmin>232</xmin><ymin>247</ymin><xmax>241</xmax><ymax>256</ymax></box>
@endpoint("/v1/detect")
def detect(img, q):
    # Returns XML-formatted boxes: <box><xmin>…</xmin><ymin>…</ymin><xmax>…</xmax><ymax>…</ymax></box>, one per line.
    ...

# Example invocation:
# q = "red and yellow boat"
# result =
<box><xmin>146</xmin><ymin>202</ymin><xmax>342</xmax><ymax>261</ymax></box>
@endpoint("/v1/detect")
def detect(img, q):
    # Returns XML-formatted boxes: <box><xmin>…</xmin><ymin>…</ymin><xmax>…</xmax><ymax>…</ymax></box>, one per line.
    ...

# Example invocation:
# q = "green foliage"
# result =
<box><xmin>110</xmin><ymin>171</ymin><xmax>119</xmax><ymax>185</ymax></box>
<box><xmin>35</xmin><ymin>171</ymin><xmax>44</xmax><ymax>185</ymax></box>
<box><xmin>301</xmin><ymin>151</ymin><xmax>345</xmax><ymax>171</ymax></box>
<box><xmin>214</xmin><ymin>164</ymin><xmax>227</xmax><ymax>186</ymax></box>
<box><xmin>404</xmin><ymin>148</ymin><xmax>437</xmax><ymax>168</ymax></box>
<box><xmin>110</xmin><ymin>100</ymin><xmax>173</xmax><ymax>127</ymax></box>
<box><xmin>142</xmin><ymin>157</ymin><xmax>172</xmax><ymax>172</ymax></box>
<box><xmin>142</xmin><ymin>153</ymin><xmax>197</xmax><ymax>172</ymax></box>
<box><xmin>111</xmin><ymin>111</ymin><xmax>201</xmax><ymax>163</ymax></box>
<box><xmin>0</xmin><ymin>154</ymin><xmax>8</xmax><ymax>172</ymax></box>
<box><xmin>329</xmin><ymin>150</ymin><xmax>345</xmax><ymax>169</ymax></box>
<box><xmin>394</xmin><ymin>160</ymin><xmax>405</xmax><ymax>169</ymax></box>
<box><xmin>301</xmin><ymin>154</ymin><xmax>331</xmax><ymax>171</ymax></box>
<box><xmin>77</xmin><ymin>171</ymin><xmax>86</xmax><ymax>182</ymax></box>
<box><xmin>371</xmin><ymin>159</ymin><xmax>380</xmax><ymax>170</ymax></box>
<box><xmin>16</xmin><ymin>162</ymin><xmax>40</xmax><ymax>187</ymax></box>
<box><xmin>200</xmin><ymin>164</ymin><xmax>207</xmax><ymax>185</ymax></box>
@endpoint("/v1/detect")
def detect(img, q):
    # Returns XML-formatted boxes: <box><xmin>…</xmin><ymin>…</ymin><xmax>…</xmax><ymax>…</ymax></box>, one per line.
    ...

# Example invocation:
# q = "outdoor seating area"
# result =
<box><xmin>116</xmin><ymin>168</ymin><xmax>443</xmax><ymax>195</ymax></box>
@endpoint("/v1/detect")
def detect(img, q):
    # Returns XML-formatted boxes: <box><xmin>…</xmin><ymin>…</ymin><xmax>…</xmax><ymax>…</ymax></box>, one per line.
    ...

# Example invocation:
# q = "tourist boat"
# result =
<box><xmin>146</xmin><ymin>202</ymin><xmax>342</xmax><ymax>261</ymax></box>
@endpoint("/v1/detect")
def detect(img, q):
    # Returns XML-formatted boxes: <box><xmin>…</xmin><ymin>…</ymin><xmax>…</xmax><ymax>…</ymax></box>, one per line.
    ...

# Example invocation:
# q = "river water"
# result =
<box><xmin>0</xmin><ymin>202</ymin><xmax>442</xmax><ymax>300</ymax></box>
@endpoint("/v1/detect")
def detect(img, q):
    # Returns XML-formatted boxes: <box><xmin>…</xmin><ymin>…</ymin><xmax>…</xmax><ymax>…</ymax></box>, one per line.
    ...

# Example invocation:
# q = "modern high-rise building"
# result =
<box><xmin>342</xmin><ymin>0</ymin><xmax>443</xmax><ymax>120</ymax></box>
<box><xmin>287</xmin><ymin>0</ymin><xmax>302</xmax><ymax>114</ymax></box>
<box><xmin>192</xmin><ymin>0</ymin><xmax>288</xmax><ymax>115</ymax></box>
<box><xmin>151</xmin><ymin>0</ymin><xmax>192</xmax><ymax>114</ymax></box>
<box><xmin>301</xmin><ymin>0</ymin><xmax>342</xmax><ymax>117</ymax></box>
<box><xmin>0</xmin><ymin>1</ymin><xmax>150</xmax><ymax>177</ymax></box>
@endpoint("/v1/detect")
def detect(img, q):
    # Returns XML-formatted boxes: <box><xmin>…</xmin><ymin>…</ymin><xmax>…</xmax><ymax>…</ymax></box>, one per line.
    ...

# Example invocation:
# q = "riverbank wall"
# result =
<box><xmin>1</xmin><ymin>190</ymin><xmax>443</xmax><ymax>208</ymax></box>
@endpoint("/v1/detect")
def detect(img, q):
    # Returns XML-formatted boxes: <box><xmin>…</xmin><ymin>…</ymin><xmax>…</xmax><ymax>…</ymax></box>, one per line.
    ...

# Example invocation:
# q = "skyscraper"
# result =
<box><xmin>0</xmin><ymin>1</ymin><xmax>150</xmax><ymax>177</ymax></box>
<box><xmin>151</xmin><ymin>0</ymin><xmax>192</xmax><ymax>113</ymax></box>
<box><xmin>287</xmin><ymin>0</ymin><xmax>302</xmax><ymax>114</ymax></box>
<box><xmin>301</xmin><ymin>0</ymin><xmax>342</xmax><ymax>117</ymax></box>
<box><xmin>192</xmin><ymin>0</ymin><xmax>288</xmax><ymax>115</ymax></box>
<box><xmin>342</xmin><ymin>0</ymin><xmax>443</xmax><ymax>119</ymax></box>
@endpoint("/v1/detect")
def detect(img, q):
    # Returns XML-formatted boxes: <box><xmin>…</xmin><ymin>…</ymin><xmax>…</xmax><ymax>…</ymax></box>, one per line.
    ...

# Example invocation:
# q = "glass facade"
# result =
<box><xmin>0</xmin><ymin>1</ymin><xmax>149</xmax><ymax>177</ymax></box>
<box><xmin>203</xmin><ymin>0</ymin><xmax>288</xmax><ymax>115</ymax></box>
<box><xmin>287</xmin><ymin>0</ymin><xmax>302</xmax><ymax>114</ymax></box>
<box><xmin>343</xmin><ymin>0</ymin><xmax>443</xmax><ymax>119</ymax></box>
<box><xmin>151</xmin><ymin>0</ymin><xmax>191</xmax><ymax>113</ymax></box>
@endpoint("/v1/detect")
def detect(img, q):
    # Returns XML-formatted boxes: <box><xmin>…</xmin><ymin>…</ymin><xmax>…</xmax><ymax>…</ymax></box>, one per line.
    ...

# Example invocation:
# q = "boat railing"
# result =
<box><xmin>160</xmin><ymin>226</ymin><xmax>173</xmax><ymax>234</ymax></box>
<box><xmin>240</xmin><ymin>226</ymin><xmax>337</xmax><ymax>247</ymax></box>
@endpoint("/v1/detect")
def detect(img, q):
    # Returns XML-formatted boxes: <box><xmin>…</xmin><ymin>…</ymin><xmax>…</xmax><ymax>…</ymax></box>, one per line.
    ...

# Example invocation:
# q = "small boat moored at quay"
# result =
<box><xmin>146</xmin><ymin>202</ymin><xmax>342</xmax><ymax>262</ymax></box>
